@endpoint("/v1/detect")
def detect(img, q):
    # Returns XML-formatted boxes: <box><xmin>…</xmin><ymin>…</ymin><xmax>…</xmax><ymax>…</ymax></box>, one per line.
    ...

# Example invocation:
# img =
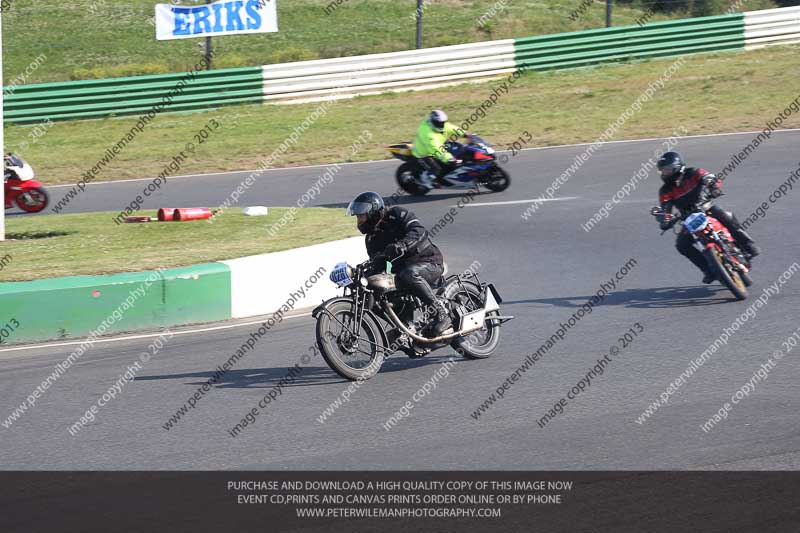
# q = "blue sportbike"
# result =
<box><xmin>388</xmin><ymin>135</ymin><xmax>511</xmax><ymax>196</ymax></box>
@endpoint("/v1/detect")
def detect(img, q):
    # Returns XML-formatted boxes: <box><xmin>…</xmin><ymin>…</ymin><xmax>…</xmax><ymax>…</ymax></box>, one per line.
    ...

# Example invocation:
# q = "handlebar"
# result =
<box><xmin>650</xmin><ymin>206</ymin><xmax>677</xmax><ymax>235</ymax></box>
<box><xmin>651</xmin><ymin>201</ymin><xmax>717</xmax><ymax>236</ymax></box>
<box><xmin>360</xmin><ymin>252</ymin><xmax>404</xmax><ymax>274</ymax></box>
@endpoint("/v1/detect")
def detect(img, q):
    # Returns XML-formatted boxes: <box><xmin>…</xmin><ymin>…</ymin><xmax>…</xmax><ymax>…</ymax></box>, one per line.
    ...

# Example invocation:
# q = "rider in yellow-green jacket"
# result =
<box><xmin>411</xmin><ymin>110</ymin><xmax>471</xmax><ymax>189</ymax></box>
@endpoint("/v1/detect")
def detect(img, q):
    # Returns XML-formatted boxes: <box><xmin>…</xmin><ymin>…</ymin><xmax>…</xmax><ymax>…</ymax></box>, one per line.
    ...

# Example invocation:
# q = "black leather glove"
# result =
<box><xmin>361</xmin><ymin>257</ymin><xmax>382</xmax><ymax>276</ymax></box>
<box><xmin>383</xmin><ymin>242</ymin><xmax>406</xmax><ymax>259</ymax></box>
<box><xmin>658</xmin><ymin>213</ymin><xmax>676</xmax><ymax>231</ymax></box>
<box><xmin>702</xmin><ymin>175</ymin><xmax>722</xmax><ymax>198</ymax></box>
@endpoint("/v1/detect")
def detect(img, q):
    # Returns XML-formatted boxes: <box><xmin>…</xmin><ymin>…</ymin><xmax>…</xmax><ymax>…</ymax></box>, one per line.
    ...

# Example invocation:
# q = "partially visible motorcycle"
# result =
<box><xmin>312</xmin><ymin>257</ymin><xmax>513</xmax><ymax>380</ymax></box>
<box><xmin>651</xmin><ymin>202</ymin><xmax>752</xmax><ymax>300</ymax></box>
<box><xmin>388</xmin><ymin>135</ymin><xmax>511</xmax><ymax>196</ymax></box>
<box><xmin>4</xmin><ymin>154</ymin><xmax>48</xmax><ymax>213</ymax></box>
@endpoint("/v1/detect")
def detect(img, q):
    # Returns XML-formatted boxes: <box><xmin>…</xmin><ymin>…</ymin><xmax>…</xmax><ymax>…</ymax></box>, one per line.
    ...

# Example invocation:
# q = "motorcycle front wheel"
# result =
<box><xmin>16</xmin><ymin>187</ymin><xmax>49</xmax><ymax>213</ymax></box>
<box><xmin>316</xmin><ymin>300</ymin><xmax>387</xmax><ymax>381</ymax></box>
<box><xmin>706</xmin><ymin>247</ymin><xmax>747</xmax><ymax>301</ymax></box>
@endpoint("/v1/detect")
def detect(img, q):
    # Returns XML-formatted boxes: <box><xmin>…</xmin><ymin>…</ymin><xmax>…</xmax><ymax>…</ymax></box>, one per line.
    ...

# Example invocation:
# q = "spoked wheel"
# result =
<box><xmin>16</xmin><ymin>187</ymin><xmax>49</xmax><ymax>213</ymax></box>
<box><xmin>316</xmin><ymin>300</ymin><xmax>386</xmax><ymax>381</ymax></box>
<box><xmin>706</xmin><ymin>247</ymin><xmax>748</xmax><ymax>301</ymax></box>
<box><xmin>395</xmin><ymin>163</ymin><xmax>430</xmax><ymax>196</ymax></box>
<box><xmin>444</xmin><ymin>280</ymin><xmax>500</xmax><ymax>359</ymax></box>
<box><xmin>482</xmin><ymin>166</ymin><xmax>511</xmax><ymax>192</ymax></box>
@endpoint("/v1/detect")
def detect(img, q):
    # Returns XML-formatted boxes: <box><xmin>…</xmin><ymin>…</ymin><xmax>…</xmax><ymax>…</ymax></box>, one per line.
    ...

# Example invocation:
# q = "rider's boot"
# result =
<box><xmin>711</xmin><ymin>206</ymin><xmax>760</xmax><ymax>259</ymax></box>
<box><xmin>431</xmin><ymin>299</ymin><xmax>453</xmax><ymax>336</ymax></box>
<box><xmin>726</xmin><ymin>225</ymin><xmax>760</xmax><ymax>259</ymax></box>
<box><xmin>419</xmin><ymin>170</ymin><xmax>435</xmax><ymax>190</ymax></box>
<box><xmin>739</xmin><ymin>237</ymin><xmax>761</xmax><ymax>259</ymax></box>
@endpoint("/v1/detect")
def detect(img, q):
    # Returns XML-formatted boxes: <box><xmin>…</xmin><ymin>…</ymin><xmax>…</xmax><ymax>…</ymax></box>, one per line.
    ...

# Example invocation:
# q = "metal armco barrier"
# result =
<box><xmin>744</xmin><ymin>5</ymin><xmax>800</xmax><ymax>49</ymax></box>
<box><xmin>260</xmin><ymin>39</ymin><xmax>517</xmax><ymax>104</ymax></box>
<box><xmin>513</xmin><ymin>13</ymin><xmax>745</xmax><ymax>71</ymax></box>
<box><xmin>4</xmin><ymin>67</ymin><xmax>264</xmax><ymax>123</ymax></box>
<box><xmin>3</xmin><ymin>7</ymin><xmax>799</xmax><ymax>123</ymax></box>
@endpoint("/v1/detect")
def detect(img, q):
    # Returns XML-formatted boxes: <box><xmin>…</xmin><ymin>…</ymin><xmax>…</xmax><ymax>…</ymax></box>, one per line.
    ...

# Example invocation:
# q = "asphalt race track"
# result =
<box><xmin>2</xmin><ymin>130</ymin><xmax>799</xmax><ymax>470</ymax></box>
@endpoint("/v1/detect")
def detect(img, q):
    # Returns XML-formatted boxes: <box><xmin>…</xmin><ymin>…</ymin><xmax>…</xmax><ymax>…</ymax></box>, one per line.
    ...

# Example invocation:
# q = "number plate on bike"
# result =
<box><xmin>684</xmin><ymin>212</ymin><xmax>708</xmax><ymax>233</ymax></box>
<box><xmin>460</xmin><ymin>309</ymin><xmax>486</xmax><ymax>334</ymax></box>
<box><xmin>330</xmin><ymin>262</ymin><xmax>352</xmax><ymax>287</ymax></box>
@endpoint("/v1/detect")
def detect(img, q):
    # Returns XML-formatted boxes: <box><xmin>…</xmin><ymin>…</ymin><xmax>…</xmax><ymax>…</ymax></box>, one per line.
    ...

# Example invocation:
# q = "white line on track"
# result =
<box><xmin>461</xmin><ymin>197</ymin><xmax>578</xmax><ymax>207</ymax></box>
<box><xmin>47</xmin><ymin>128</ymin><xmax>800</xmax><ymax>189</ymax></box>
<box><xmin>0</xmin><ymin>312</ymin><xmax>312</xmax><ymax>355</ymax></box>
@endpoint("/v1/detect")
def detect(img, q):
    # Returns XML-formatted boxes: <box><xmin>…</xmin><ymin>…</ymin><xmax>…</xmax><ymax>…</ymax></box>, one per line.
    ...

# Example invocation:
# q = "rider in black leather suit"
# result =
<box><xmin>346</xmin><ymin>191</ymin><xmax>452</xmax><ymax>335</ymax></box>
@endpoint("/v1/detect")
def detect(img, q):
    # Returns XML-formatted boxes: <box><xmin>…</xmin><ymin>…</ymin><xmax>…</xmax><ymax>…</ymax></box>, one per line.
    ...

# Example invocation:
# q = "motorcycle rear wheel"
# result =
<box><xmin>316</xmin><ymin>300</ymin><xmax>387</xmax><ymax>381</ymax></box>
<box><xmin>16</xmin><ymin>187</ymin><xmax>49</xmax><ymax>213</ymax></box>
<box><xmin>395</xmin><ymin>163</ymin><xmax>430</xmax><ymax>196</ymax></box>
<box><xmin>445</xmin><ymin>280</ymin><xmax>500</xmax><ymax>359</ymax></box>
<box><xmin>706</xmin><ymin>247</ymin><xmax>748</xmax><ymax>301</ymax></box>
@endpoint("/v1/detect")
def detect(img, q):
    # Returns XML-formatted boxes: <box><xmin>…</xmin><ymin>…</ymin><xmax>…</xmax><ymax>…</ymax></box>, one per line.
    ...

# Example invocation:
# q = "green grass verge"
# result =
<box><xmin>0</xmin><ymin>208</ymin><xmax>359</xmax><ymax>281</ymax></box>
<box><xmin>5</xmin><ymin>44</ymin><xmax>800</xmax><ymax>186</ymax></box>
<box><xmin>7</xmin><ymin>0</ymin><xmax>773</xmax><ymax>83</ymax></box>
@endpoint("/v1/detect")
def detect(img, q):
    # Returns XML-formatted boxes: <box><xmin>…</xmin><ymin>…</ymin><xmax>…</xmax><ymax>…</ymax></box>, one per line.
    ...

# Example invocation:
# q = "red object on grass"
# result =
<box><xmin>173</xmin><ymin>207</ymin><xmax>213</xmax><ymax>221</ymax></box>
<box><xmin>157</xmin><ymin>208</ymin><xmax>178</xmax><ymax>221</ymax></box>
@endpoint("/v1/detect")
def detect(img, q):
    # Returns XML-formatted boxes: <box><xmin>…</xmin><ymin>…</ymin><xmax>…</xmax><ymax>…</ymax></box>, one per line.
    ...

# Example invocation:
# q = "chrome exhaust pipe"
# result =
<box><xmin>381</xmin><ymin>301</ymin><xmax>465</xmax><ymax>344</ymax></box>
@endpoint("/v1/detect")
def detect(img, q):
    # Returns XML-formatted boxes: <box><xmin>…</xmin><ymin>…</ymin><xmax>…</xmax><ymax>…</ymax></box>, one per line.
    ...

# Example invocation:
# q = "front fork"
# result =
<box><xmin>693</xmin><ymin>233</ymin><xmax>750</xmax><ymax>273</ymax></box>
<box><xmin>351</xmin><ymin>289</ymin><xmax>370</xmax><ymax>337</ymax></box>
<box><xmin>314</xmin><ymin>289</ymin><xmax>376</xmax><ymax>341</ymax></box>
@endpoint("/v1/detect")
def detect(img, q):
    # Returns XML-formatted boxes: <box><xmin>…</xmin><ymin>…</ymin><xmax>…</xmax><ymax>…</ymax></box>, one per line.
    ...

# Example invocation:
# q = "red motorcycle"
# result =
<box><xmin>652</xmin><ymin>202</ymin><xmax>752</xmax><ymax>300</ymax></box>
<box><xmin>4</xmin><ymin>154</ymin><xmax>48</xmax><ymax>213</ymax></box>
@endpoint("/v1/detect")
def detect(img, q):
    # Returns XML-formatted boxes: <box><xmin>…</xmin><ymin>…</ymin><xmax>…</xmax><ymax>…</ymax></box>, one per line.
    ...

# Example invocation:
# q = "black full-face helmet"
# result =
<box><xmin>657</xmin><ymin>151</ymin><xmax>685</xmax><ymax>185</ymax></box>
<box><xmin>347</xmin><ymin>191</ymin><xmax>385</xmax><ymax>234</ymax></box>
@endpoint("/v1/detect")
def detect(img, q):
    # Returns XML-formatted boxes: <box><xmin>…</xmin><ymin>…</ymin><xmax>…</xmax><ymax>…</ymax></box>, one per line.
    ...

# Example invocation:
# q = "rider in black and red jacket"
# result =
<box><xmin>655</xmin><ymin>152</ymin><xmax>760</xmax><ymax>284</ymax></box>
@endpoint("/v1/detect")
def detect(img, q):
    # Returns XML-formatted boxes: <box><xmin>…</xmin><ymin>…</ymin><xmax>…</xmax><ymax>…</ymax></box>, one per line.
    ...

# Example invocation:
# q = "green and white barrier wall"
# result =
<box><xmin>0</xmin><ymin>237</ymin><xmax>367</xmax><ymax>344</ymax></box>
<box><xmin>4</xmin><ymin>7</ymin><xmax>799</xmax><ymax>123</ymax></box>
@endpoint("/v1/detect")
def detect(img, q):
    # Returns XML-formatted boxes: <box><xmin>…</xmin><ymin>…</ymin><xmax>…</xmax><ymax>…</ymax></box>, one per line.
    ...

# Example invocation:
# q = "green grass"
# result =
<box><xmin>3</xmin><ymin>0</ymin><xmax>776</xmax><ymax>83</ymax></box>
<box><xmin>0</xmin><ymin>208</ymin><xmax>359</xmax><ymax>281</ymax></box>
<box><xmin>5</xmin><ymin>44</ymin><xmax>800</xmax><ymax>185</ymax></box>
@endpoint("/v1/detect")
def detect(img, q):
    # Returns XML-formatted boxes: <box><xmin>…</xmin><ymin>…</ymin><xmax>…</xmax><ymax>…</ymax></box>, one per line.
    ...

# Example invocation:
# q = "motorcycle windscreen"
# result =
<box><xmin>5</xmin><ymin>154</ymin><xmax>23</xmax><ymax>167</ymax></box>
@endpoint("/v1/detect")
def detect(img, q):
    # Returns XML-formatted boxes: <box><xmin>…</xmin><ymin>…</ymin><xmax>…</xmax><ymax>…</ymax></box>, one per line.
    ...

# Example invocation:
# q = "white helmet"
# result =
<box><xmin>429</xmin><ymin>110</ymin><xmax>448</xmax><ymax>132</ymax></box>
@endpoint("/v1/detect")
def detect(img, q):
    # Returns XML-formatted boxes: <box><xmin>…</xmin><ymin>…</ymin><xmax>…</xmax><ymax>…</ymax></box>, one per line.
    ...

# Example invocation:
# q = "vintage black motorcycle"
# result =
<box><xmin>312</xmin><ymin>258</ymin><xmax>513</xmax><ymax>380</ymax></box>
